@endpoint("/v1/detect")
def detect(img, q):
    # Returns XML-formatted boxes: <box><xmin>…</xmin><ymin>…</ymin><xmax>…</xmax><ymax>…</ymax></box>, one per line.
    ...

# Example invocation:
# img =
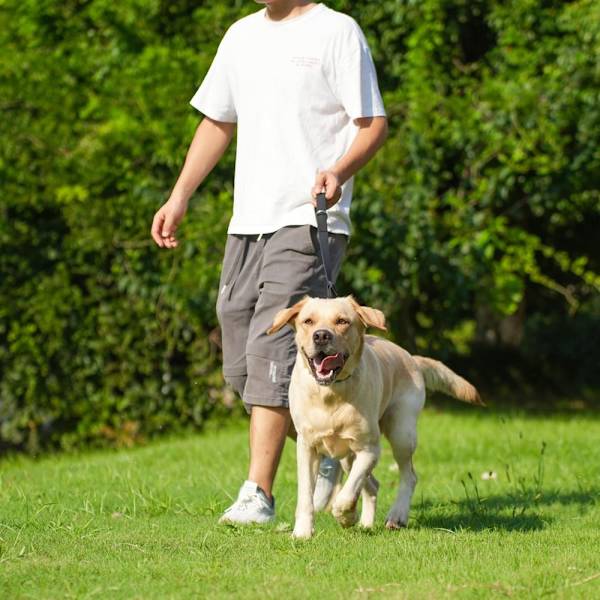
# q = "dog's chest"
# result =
<box><xmin>300</xmin><ymin>403</ymin><xmax>368</xmax><ymax>459</ymax></box>
<box><xmin>312</xmin><ymin>434</ymin><xmax>352</xmax><ymax>459</ymax></box>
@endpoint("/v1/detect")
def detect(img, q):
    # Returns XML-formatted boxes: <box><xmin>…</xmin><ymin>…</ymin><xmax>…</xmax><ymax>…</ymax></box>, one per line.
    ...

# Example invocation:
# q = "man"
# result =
<box><xmin>151</xmin><ymin>0</ymin><xmax>387</xmax><ymax>524</ymax></box>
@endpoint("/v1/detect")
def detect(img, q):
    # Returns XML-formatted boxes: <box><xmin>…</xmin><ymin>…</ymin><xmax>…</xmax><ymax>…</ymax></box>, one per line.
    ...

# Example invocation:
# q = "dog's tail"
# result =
<box><xmin>413</xmin><ymin>356</ymin><xmax>484</xmax><ymax>406</ymax></box>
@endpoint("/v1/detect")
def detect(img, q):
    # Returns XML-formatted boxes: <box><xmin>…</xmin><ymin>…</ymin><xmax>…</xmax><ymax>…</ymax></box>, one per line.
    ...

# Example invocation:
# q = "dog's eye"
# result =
<box><xmin>303</xmin><ymin>318</ymin><xmax>314</xmax><ymax>326</ymax></box>
<box><xmin>336</xmin><ymin>318</ymin><xmax>349</xmax><ymax>325</ymax></box>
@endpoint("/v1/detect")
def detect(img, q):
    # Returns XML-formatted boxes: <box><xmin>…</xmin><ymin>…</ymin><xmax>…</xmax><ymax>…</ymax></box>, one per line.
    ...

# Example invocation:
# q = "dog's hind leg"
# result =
<box><xmin>381</xmin><ymin>401</ymin><xmax>421</xmax><ymax>529</ymax></box>
<box><xmin>359</xmin><ymin>473</ymin><xmax>379</xmax><ymax>529</ymax></box>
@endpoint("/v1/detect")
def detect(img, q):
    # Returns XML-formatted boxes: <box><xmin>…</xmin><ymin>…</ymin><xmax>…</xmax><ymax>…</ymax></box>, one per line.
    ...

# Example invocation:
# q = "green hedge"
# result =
<box><xmin>1</xmin><ymin>0</ymin><xmax>598</xmax><ymax>451</ymax></box>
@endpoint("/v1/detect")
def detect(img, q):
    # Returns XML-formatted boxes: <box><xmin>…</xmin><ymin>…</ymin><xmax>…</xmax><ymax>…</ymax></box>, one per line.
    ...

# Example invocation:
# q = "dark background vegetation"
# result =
<box><xmin>1</xmin><ymin>0</ymin><xmax>598</xmax><ymax>452</ymax></box>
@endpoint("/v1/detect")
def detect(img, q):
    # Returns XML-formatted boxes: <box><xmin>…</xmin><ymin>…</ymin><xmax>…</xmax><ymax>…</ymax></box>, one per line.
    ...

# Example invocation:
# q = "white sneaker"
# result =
<box><xmin>219</xmin><ymin>480</ymin><xmax>275</xmax><ymax>525</ymax></box>
<box><xmin>313</xmin><ymin>456</ymin><xmax>342</xmax><ymax>512</ymax></box>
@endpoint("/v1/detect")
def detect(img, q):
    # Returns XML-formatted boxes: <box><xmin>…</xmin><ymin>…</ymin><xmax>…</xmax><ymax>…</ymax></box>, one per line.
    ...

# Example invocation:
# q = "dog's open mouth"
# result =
<box><xmin>306</xmin><ymin>350</ymin><xmax>347</xmax><ymax>385</ymax></box>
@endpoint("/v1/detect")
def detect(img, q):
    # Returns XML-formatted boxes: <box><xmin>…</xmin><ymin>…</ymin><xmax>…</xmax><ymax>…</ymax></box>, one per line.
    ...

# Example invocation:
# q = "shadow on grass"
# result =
<box><xmin>413</xmin><ymin>488</ymin><xmax>598</xmax><ymax>532</ymax></box>
<box><xmin>417</xmin><ymin>511</ymin><xmax>546</xmax><ymax>532</ymax></box>
<box><xmin>477</xmin><ymin>488</ymin><xmax>599</xmax><ymax>510</ymax></box>
<box><xmin>219</xmin><ymin>487</ymin><xmax>597</xmax><ymax>537</ymax></box>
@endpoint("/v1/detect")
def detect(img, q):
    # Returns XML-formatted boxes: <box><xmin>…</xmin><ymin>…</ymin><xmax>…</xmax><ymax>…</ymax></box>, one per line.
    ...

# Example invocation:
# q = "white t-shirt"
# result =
<box><xmin>190</xmin><ymin>3</ymin><xmax>386</xmax><ymax>235</ymax></box>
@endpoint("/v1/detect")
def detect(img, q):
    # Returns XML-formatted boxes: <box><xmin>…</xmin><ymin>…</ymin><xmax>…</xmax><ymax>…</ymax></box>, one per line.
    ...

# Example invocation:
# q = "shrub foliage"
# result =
<box><xmin>1</xmin><ymin>0</ymin><xmax>598</xmax><ymax>450</ymax></box>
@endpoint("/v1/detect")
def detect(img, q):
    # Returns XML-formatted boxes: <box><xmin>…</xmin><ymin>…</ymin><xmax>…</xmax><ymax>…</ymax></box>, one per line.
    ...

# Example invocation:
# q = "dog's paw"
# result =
<box><xmin>292</xmin><ymin>526</ymin><xmax>314</xmax><ymax>539</ymax></box>
<box><xmin>385</xmin><ymin>507</ymin><xmax>408</xmax><ymax>529</ymax></box>
<box><xmin>332</xmin><ymin>493</ymin><xmax>356</xmax><ymax>513</ymax></box>
<box><xmin>332</xmin><ymin>499</ymin><xmax>359</xmax><ymax>528</ymax></box>
<box><xmin>333</xmin><ymin>507</ymin><xmax>358</xmax><ymax>528</ymax></box>
<box><xmin>292</xmin><ymin>516</ymin><xmax>314</xmax><ymax>539</ymax></box>
<box><xmin>384</xmin><ymin>518</ymin><xmax>407</xmax><ymax>530</ymax></box>
<box><xmin>359</xmin><ymin>514</ymin><xmax>375</xmax><ymax>529</ymax></box>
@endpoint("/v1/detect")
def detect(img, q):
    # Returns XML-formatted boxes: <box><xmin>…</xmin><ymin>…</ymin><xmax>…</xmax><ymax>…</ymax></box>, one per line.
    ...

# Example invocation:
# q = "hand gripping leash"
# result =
<box><xmin>315</xmin><ymin>192</ymin><xmax>337</xmax><ymax>299</ymax></box>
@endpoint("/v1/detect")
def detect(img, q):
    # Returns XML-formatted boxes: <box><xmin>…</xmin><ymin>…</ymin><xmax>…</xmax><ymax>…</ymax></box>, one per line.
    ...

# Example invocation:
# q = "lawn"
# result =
<box><xmin>1</xmin><ymin>409</ymin><xmax>599</xmax><ymax>599</ymax></box>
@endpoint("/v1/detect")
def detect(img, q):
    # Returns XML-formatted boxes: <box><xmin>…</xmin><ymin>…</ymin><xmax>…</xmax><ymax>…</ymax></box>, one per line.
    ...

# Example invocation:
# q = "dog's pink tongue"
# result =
<box><xmin>318</xmin><ymin>353</ymin><xmax>343</xmax><ymax>374</ymax></box>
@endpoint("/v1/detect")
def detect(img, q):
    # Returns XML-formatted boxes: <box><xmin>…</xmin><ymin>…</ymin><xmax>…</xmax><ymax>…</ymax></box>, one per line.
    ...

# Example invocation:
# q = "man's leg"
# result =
<box><xmin>217</xmin><ymin>235</ymin><xmax>281</xmax><ymax>524</ymax></box>
<box><xmin>218</xmin><ymin>405</ymin><xmax>291</xmax><ymax>525</ymax></box>
<box><xmin>248</xmin><ymin>406</ymin><xmax>291</xmax><ymax>499</ymax></box>
<box><xmin>242</xmin><ymin>226</ymin><xmax>348</xmax><ymax>506</ymax></box>
<box><xmin>220</xmin><ymin>226</ymin><xmax>346</xmax><ymax>524</ymax></box>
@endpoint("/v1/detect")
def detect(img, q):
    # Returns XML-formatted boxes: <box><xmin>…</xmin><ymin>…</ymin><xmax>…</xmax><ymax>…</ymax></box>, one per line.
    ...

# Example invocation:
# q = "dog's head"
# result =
<box><xmin>267</xmin><ymin>296</ymin><xmax>386</xmax><ymax>386</ymax></box>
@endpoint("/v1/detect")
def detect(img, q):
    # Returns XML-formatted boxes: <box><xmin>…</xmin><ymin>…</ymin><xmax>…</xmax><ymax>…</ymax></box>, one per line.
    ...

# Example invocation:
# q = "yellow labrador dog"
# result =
<box><xmin>267</xmin><ymin>296</ymin><xmax>483</xmax><ymax>539</ymax></box>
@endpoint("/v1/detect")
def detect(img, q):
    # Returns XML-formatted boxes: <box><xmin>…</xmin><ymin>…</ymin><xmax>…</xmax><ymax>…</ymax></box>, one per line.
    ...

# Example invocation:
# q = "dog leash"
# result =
<box><xmin>315</xmin><ymin>192</ymin><xmax>337</xmax><ymax>299</ymax></box>
<box><xmin>314</xmin><ymin>192</ymin><xmax>355</xmax><ymax>383</ymax></box>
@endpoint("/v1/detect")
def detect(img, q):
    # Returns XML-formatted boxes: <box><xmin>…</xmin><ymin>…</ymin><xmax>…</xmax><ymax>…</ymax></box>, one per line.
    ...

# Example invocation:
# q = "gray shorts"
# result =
<box><xmin>216</xmin><ymin>225</ymin><xmax>347</xmax><ymax>411</ymax></box>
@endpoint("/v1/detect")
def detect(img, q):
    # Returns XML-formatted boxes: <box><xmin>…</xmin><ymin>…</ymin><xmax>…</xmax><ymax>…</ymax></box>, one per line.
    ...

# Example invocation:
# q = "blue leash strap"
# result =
<box><xmin>315</xmin><ymin>192</ymin><xmax>337</xmax><ymax>299</ymax></box>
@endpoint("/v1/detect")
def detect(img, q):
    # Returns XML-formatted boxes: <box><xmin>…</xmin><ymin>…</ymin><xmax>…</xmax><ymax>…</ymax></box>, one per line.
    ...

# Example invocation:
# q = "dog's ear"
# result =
<box><xmin>266</xmin><ymin>297</ymin><xmax>309</xmax><ymax>335</ymax></box>
<box><xmin>348</xmin><ymin>297</ymin><xmax>387</xmax><ymax>331</ymax></box>
<box><xmin>356</xmin><ymin>305</ymin><xmax>387</xmax><ymax>331</ymax></box>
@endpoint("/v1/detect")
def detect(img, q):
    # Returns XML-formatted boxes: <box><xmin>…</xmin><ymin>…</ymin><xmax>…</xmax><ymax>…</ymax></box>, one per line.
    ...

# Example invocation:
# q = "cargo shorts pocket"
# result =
<box><xmin>216</xmin><ymin>237</ymin><xmax>245</xmax><ymax>315</ymax></box>
<box><xmin>216</xmin><ymin>236</ymin><xmax>254</xmax><ymax>377</ymax></box>
<box><xmin>242</xmin><ymin>354</ymin><xmax>294</xmax><ymax>408</ymax></box>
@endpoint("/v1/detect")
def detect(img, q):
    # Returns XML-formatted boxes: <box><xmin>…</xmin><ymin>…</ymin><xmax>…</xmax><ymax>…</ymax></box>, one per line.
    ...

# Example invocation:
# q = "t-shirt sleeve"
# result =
<box><xmin>332</xmin><ymin>22</ymin><xmax>386</xmax><ymax>120</ymax></box>
<box><xmin>190</xmin><ymin>30</ymin><xmax>237</xmax><ymax>123</ymax></box>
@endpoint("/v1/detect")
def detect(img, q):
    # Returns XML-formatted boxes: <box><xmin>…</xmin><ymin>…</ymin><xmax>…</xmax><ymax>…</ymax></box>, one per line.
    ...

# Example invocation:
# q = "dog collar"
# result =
<box><xmin>333</xmin><ymin>372</ymin><xmax>353</xmax><ymax>383</ymax></box>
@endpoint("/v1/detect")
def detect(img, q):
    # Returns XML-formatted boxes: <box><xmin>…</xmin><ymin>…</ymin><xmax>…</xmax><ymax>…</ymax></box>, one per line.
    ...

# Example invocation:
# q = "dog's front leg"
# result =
<box><xmin>293</xmin><ymin>434</ymin><xmax>319</xmax><ymax>539</ymax></box>
<box><xmin>332</xmin><ymin>445</ymin><xmax>380</xmax><ymax>528</ymax></box>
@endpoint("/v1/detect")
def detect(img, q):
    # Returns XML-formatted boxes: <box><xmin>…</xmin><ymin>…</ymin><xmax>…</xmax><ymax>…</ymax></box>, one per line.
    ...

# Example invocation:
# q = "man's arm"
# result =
<box><xmin>311</xmin><ymin>116</ymin><xmax>388</xmax><ymax>208</ymax></box>
<box><xmin>151</xmin><ymin>117</ymin><xmax>236</xmax><ymax>249</ymax></box>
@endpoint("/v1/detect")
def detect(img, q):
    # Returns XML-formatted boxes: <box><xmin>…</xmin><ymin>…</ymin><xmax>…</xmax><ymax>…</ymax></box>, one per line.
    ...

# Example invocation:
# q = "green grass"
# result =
<box><xmin>1</xmin><ymin>410</ymin><xmax>599</xmax><ymax>599</ymax></box>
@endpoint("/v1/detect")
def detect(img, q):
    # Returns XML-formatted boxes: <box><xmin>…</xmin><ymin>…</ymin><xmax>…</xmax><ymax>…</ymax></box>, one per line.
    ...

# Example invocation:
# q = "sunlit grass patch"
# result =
<box><xmin>1</xmin><ymin>410</ymin><xmax>599</xmax><ymax>598</ymax></box>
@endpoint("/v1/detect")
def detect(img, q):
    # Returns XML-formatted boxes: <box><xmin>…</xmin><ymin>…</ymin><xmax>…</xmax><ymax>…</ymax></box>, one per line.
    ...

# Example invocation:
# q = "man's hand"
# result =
<box><xmin>151</xmin><ymin>198</ymin><xmax>188</xmax><ymax>249</ymax></box>
<box><xmin>150</xmin><ymin>117</ymin><xmax>235</xmax><ymax>250</ymax></box>
<box><xmin>309</xmin><ymin>116</ymin><xmax>388</xmax><ymax>211</ymax></box>
<box><xmin>311</xmin><ymin>171</ymin><xmax>342</xmax><ymax>209</ymax></box>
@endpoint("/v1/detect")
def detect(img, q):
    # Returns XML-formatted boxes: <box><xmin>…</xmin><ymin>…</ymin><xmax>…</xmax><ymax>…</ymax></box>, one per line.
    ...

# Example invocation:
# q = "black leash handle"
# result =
<box><xmin>315</xmin><ymin>192</ymin><xmax>337</xmax><ymax>298</ymax></box>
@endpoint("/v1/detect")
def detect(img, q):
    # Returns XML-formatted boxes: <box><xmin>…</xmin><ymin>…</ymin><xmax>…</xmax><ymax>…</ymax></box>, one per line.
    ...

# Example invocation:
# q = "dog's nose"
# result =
<box><xmin>313</xmin><ymin>329</ymin><xmax>333</xmax><ymax>345</ymax></box>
